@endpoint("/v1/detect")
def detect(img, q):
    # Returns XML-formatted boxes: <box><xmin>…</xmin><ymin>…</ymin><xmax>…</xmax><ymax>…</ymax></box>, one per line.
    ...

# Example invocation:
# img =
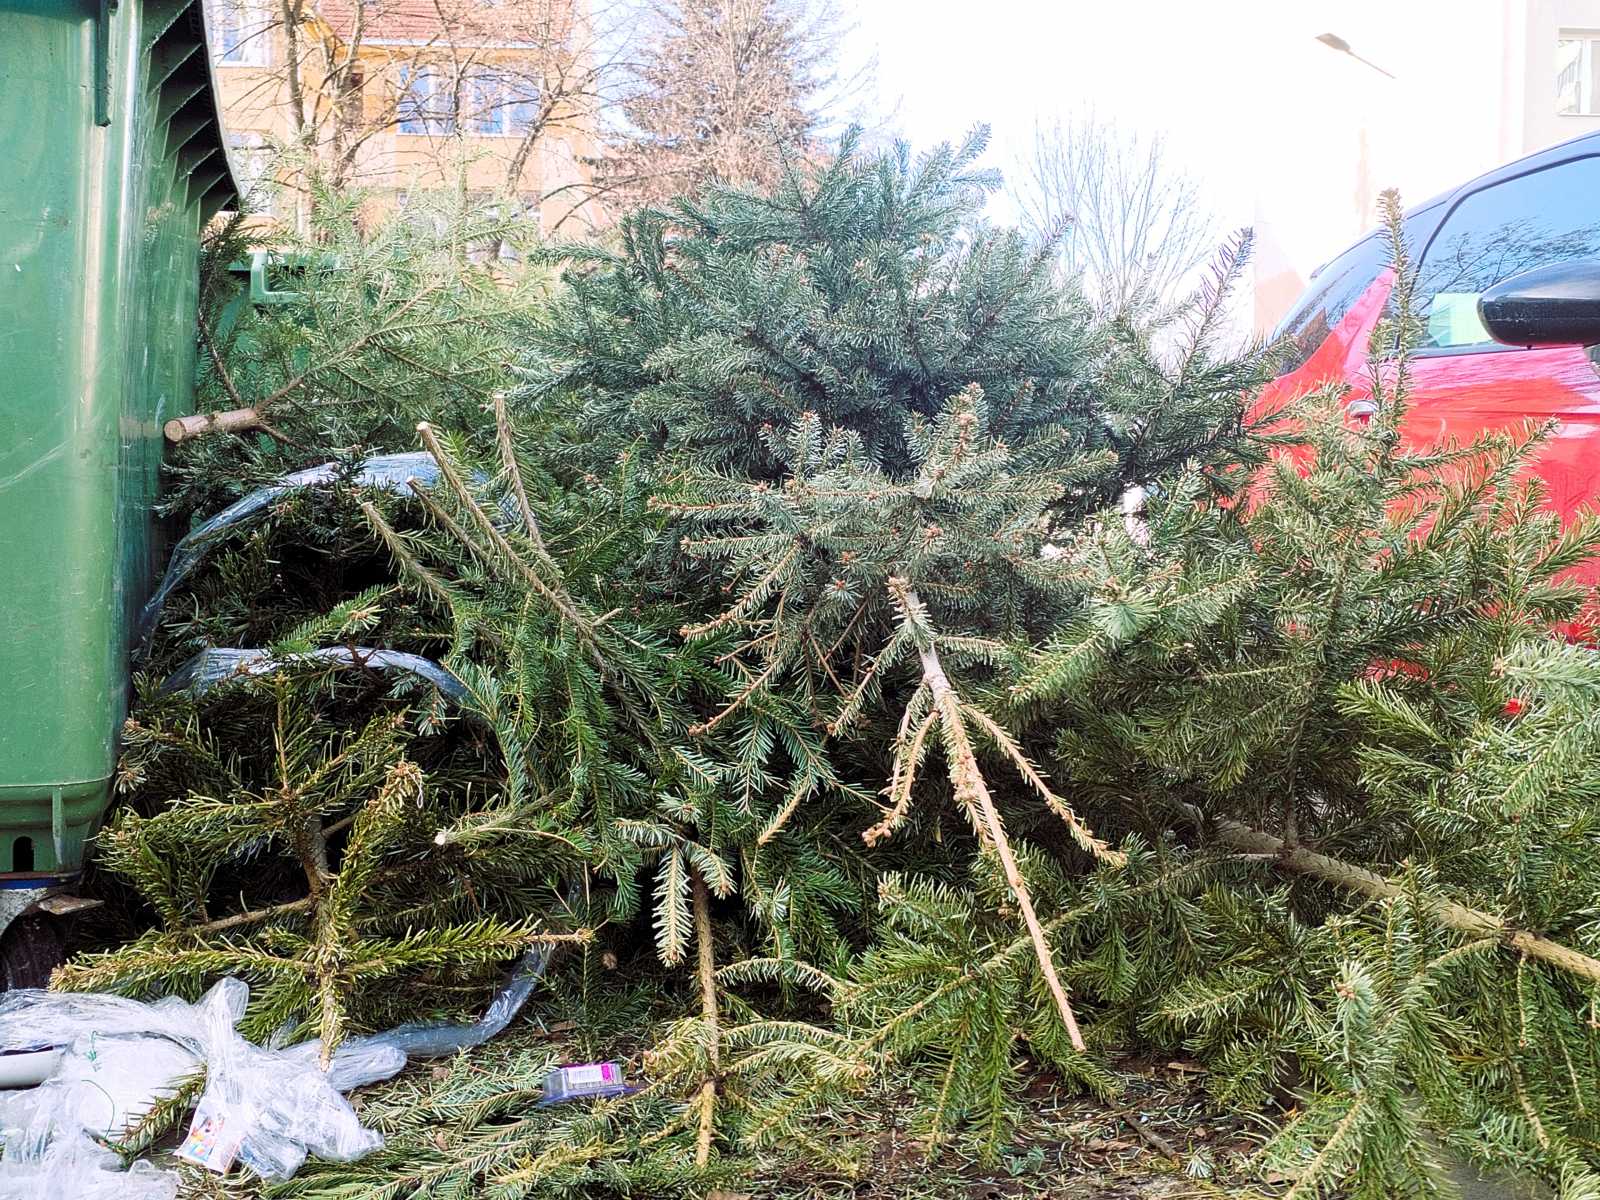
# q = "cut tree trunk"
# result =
<box><xmin>165</xmin><ymin>407</ymin><xmax>264</xmax><ymax>443</ymax></box>
<box><xmin>1216</xmin><ymin>820</ymin><xmax>1600</xmax><ymax>985</ymax></box>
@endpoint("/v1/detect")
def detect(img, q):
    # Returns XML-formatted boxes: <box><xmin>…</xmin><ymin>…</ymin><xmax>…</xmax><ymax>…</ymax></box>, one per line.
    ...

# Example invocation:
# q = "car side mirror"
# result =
<box><xmin>1479</xmin><ymin>261</ymin><xmax>1600</xmax><ymax>348</ymax></box>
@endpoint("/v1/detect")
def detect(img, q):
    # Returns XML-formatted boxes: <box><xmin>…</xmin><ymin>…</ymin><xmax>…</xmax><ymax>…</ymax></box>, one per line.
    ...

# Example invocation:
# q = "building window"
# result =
<box><xmin>398</xmin><ymin>66</ymin><xmax>539</xmax><ymax>137</ymax></box>
<box><xmin>208</xmin><ymin>0</ymin><xmax>272</xmax><ymax>67</ymax></box>
<box><xmin>467</xmin><ymin>69</ymin><xmax>540</xmax><ymax>137</ymax></box>
<box><xmin>1557</xmin><ymin>33</ymin><xmax>1600</xmax><ymax>115</ymax></box>
<box><xmin>227</xmin><ymin>131</ymin><xmax>276</xmax><ymax>217</ymax></box>
<box><xmin>398</xmin><ymin>67</ymin><xmax>455</xmax><ymax>135</ymax></box>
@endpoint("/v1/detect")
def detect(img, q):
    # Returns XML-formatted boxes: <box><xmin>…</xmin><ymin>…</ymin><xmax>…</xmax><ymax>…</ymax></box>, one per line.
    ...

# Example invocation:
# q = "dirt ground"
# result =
<box><xmin>166</xmin><ymin>1029</ymin><xmax>1543</xmax><ymax>1199</ymax></box>
<box><xmin>752</xmin><ymin>1058</ymin><xmax>1277</xmax><ymax>1200</ymax></box>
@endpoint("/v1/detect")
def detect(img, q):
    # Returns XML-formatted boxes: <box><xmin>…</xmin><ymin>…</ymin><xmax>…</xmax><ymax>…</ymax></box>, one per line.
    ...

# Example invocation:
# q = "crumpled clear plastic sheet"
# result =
<box><xmin>137</xmin><ymin>452</ymin><xmax>439</xmax><ymax>646</ymax></box>
<box><xmin>0</xmin><ymin>979</ymin><xmax>396</xmax><ymax>1193</ymax></box>
<box><xmin>159</xmin><ymin>646</ymin><xmax>469</xmax><ymax>704</ymax></box>
<box><xmin>339</xmin><ymin>942</ymin><xmax>555</xmax><ymax>1060</ymax></box>
<box><xmin>0</xmin><ymin>1032</ymin><xmax>196</xmax><ymax>1200</ymax></box>
<box><xmin>179</xmin><ymin>984</ymin><xmax>386</xmax><ymax>1181</ymax></box>
<box><xmin>272</xmin><ymin>1035</ymin><xmax>408</xmax><ymax>1095</ymax></box>
<box><xmin>0</xmin><ymin>1134</ymin><xmax>176</xmax><ymax>1200</ymax></box>
<box><xmin>0</xmin><ymin>946</ymin><xmax>556</xmax><ymax>1191</ymax></box>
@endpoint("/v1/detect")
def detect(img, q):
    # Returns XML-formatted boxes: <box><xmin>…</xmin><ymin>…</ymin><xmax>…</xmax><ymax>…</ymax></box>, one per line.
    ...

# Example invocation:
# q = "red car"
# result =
<box><xmin>1258</xmin><ymin>131</ymin><xmax>1600</xmax><ymax>584</ymax></box>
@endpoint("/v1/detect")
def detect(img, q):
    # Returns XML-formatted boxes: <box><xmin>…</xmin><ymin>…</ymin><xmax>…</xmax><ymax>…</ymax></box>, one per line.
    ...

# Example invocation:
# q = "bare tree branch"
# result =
<box><xmin>1013</xmin><ymin>111</ymin><xmax>1218</xmax><ymax>320</ymax></box>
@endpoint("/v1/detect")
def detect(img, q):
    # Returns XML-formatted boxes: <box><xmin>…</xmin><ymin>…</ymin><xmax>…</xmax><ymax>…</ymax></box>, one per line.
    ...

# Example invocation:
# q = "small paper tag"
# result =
<box><xmin>176</xmin><ymin>1111</ymin><xmax>241</xmax><ymax>1173</ymax></box>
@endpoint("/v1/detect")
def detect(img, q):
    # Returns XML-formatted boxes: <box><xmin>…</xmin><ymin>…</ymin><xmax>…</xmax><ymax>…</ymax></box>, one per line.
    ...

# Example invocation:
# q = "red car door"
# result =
<box><xmin>1401</xmin><ymin>155</ymin><xmax>1600</xmax><ymax>583</ymax></box>
<box><xmin>1260</xmin><ymin>154</ymin><xmax>1600</xmax><ymax>587</ymax></box>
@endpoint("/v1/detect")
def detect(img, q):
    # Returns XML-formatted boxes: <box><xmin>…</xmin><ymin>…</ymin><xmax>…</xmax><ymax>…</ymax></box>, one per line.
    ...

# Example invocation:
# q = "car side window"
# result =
<box><xmin>1270</xmin><ymin>234</ymin><xmax>1389</xmax><ymax>373</ymax></box>
<box><xmin>1414</xmin><ymin>156</ymin><xmax>1600</xmax><ymax>352</ymax></box>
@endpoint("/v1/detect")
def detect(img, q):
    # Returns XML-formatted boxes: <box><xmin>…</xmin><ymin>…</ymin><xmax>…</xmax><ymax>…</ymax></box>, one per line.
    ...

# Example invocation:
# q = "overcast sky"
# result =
<box><xmin>845</xmin><ymin>0</ymin><xmax>1518</xmax><ymax>285</ymax></box>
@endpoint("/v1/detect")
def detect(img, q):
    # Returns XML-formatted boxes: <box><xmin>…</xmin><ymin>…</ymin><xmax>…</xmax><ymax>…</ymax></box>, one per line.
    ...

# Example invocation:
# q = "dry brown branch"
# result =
<box><xmin>755</xmin><ymin>777</ymin><xmax>811</xmax><ymax>846</ymax></box>
<box><xmin>892</xmin><ymin>582</ymin><xmax>1087</xmax><ymax>1052</ymax></box>
<box><xmin>961</xmin><ymin>702</ymin><xmax>1122</xmax><ymax>864</ymax></box>
<box><xmin>862</xmin><ymin>705</ymin><xmax>936</xmax><ymax>847</ymax></box>
<box><xmin>689</xmin><ymin>654</ymin><xmax>784</xmax><ymax>737</ymax></box>
<box><xmin>680</xmin><ymin>545</ymin><xmax>798</xmax><ymax>640</ymax></box>
<box><xmin>691</xmin><ymin>866</ymin><xmax>720</xmax><ymax>1167</ymax></box>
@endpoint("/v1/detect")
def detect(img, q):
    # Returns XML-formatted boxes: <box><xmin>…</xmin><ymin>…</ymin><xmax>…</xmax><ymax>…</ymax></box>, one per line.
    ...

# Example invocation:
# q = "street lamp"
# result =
<box><xmin>1315</xmin><ymin>32</ymin><xmax>1397</xmax><ymax>79</ymax></box>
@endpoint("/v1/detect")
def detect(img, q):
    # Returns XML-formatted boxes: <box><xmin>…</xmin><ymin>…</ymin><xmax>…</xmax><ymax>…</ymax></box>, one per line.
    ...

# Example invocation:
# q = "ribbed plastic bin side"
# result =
<box><xmin>0</xmin><ymin>0</ymin><xmax>236</xmax><ymax>878</ymax></box>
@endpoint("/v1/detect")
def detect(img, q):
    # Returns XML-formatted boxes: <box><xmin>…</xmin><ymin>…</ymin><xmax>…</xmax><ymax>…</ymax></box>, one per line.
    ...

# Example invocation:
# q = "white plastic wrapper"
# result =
<box><xmin>0</xmin><ymin>980</ymin><xmax>244</xmax><ymax>1052</ymax></box>
<box><xmin>0</xmin><ymin>979</ymin><xmax>398</xmax><ymax>1194</ymax></box>
<box><xmin>0</xmin><ymin>988</ymin><xmax>214</xmax><ymax>1199</ymax></box>
<box><xmin>0</xmin><ymin>946</ymin><xmax>555</xmax><ymax>1192</ymax></box>
<box><xmin>0</xmin><ymin>1130</ymin><xmax>177</xmax><ymax>1200</ymax></box>
<box><xmin>47</xmin><ymin>1037</ymin><xmax>198</xmax><ymax>1134</ymax></box>
<box><xmin>176</xmin><ymin>981</ymin><xmax>387</xmax><ymax>1181</ymax></box>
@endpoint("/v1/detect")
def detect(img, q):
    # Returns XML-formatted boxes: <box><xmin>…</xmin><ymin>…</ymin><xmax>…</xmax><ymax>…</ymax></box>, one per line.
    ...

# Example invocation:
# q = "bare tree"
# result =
<box><xmin>595</xmin><ymin>0</ymin><xmax>856</xmax><ymax>209</ymax></box>
<box><xmin>1013</xmin><ymin>113</ymin><xmax>1217</xmax><ymax>319</ymax></box>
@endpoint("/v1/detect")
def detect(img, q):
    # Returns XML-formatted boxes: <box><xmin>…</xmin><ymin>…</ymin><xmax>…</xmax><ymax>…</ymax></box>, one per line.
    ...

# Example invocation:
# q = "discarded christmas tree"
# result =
<box><xmin>69</xmin><ymin>678</ymin><xmax>584</xmax><ymax>1055</ymax></box>
<box><xmin>64</xmin><ymin>191</ymin><xmax>577</xmax><ymax>1057</ymax></box>
<box><xmin>997</xmin><ymin>201</ymin><xmax>1600</xmax><ymax>1194</ymax></box>
<box><xmin>293</xmin><ymin>128</ymin><xmax>1263</xmax><ymax>1185</ymax></box>
<box><xmin>79</xmin><ymin>143</ymin><xmax>1600</xmax><ymax>1200</ymax></box>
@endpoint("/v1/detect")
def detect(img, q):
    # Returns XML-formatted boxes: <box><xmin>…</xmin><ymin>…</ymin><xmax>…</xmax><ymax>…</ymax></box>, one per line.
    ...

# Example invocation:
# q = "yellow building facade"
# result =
<box><xmin>207</xmin><ymin>0</ymin><xmax>605</xmax><ymax>235</ymax></box>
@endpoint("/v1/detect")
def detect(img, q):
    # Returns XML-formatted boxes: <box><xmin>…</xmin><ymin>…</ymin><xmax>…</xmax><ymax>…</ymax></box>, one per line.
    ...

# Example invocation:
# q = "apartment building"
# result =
<box><xmin>206</xmin><ymin>0</ymin><xmax>604</xmax><ymax>235</ymax></box>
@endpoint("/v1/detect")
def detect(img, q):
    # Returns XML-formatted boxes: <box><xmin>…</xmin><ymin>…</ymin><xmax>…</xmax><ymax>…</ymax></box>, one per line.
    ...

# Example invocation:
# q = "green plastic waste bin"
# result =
<box><xmin>0</xmin><ymin>0</ymin><xmax>237</xmax><ymax>941</ymax></box>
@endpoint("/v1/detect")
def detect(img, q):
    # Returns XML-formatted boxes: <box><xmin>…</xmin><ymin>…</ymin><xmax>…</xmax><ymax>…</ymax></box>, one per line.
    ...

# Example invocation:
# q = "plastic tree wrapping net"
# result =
<box><xmin>160</xmin><ymin>646</ymin><xmax>470</xmax><ymax>704</ymax></box>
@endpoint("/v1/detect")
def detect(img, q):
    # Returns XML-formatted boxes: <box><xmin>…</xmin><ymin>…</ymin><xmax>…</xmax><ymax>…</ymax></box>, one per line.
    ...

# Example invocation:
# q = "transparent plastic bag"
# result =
<box><xmin>0</xmin><ymin>977</ymin><xmax>246</xmax><ymax>1056</ymax></box>
<box><xmin>0</xmin><ymin>946</ymin><xmax>555</xmax><ymax>1187</ymax></box>
<box><xmin>348</xmin><ymin>943</ymin><xmax>555</xmax><ymax>1060</ymax></box>
<box><xmin>161</xmin><ymin>646</ymin><xmax>468</xmax><ymax>704</ymax></box>
<box><xmin>0</xmin><ymin>1072</ymin><xmax>186</xmax><ymax>1200</ymax></box>
<box><xmin>137</xmin><ymin>452</ymin><xmax>439</xmax><ymax>645</ymax></box>
<box><xmin>177</xmin><ymin>996</ymin><xmax>383</xmax><ymax>1180</ymax></box>
<box><xmin>0</xmin><ymin>1128</ymin><xmax>177</xmax><ymax>1200</ymax></box>
<box><xmin>0</xmin><ymin>986</ymin><xmax>223</xmax><ymax>1199</ymax></box>
<box><xmin>0</xmin><ymin>978</ymin><xmax>390</xmax><ymax>1187</ymax></box>
<box><xmin>275</xmin><ymin>1036</ymin><xmax>407</xmax><ymax>1093</ymax></box>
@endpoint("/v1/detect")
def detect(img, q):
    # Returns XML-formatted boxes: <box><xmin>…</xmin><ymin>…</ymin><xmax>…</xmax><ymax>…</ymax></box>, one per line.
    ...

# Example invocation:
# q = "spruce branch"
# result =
<box><xmin>863</xmin><ymin>699</ymin><xmax>936</xmax><ymax>847</ymax></box>
<box><xmin>171</xmin><ymin>277</ymin><xmax>452</xmax><ymax>443</ymax></box>
<box><xmin>357</xmin><ymin>497</ymin><xmax>458</xmax><ymax>612</ymax></box>
<box><xmin>492</xmin><ymin>391</ymin><xmax>549</xmax><ymax>558</ymax></box>
<box><xmin>961</xmin><ymin>702</ymin><xmax>1123</xmax><ymax>863</ymax></box>
<box><xmin>688</xmin><ymin>653</ymin><xmax>785</xmax><ymax>737</ymax></box>
<box><xmin>416</xmin><ymin>421</ymin><xmax>593</xmax><ymax>638</ymax></box>
<box><xmin>189</xmin><ymin>895</ymin><xmax>317</xmax><ymax>935</ymax></box>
